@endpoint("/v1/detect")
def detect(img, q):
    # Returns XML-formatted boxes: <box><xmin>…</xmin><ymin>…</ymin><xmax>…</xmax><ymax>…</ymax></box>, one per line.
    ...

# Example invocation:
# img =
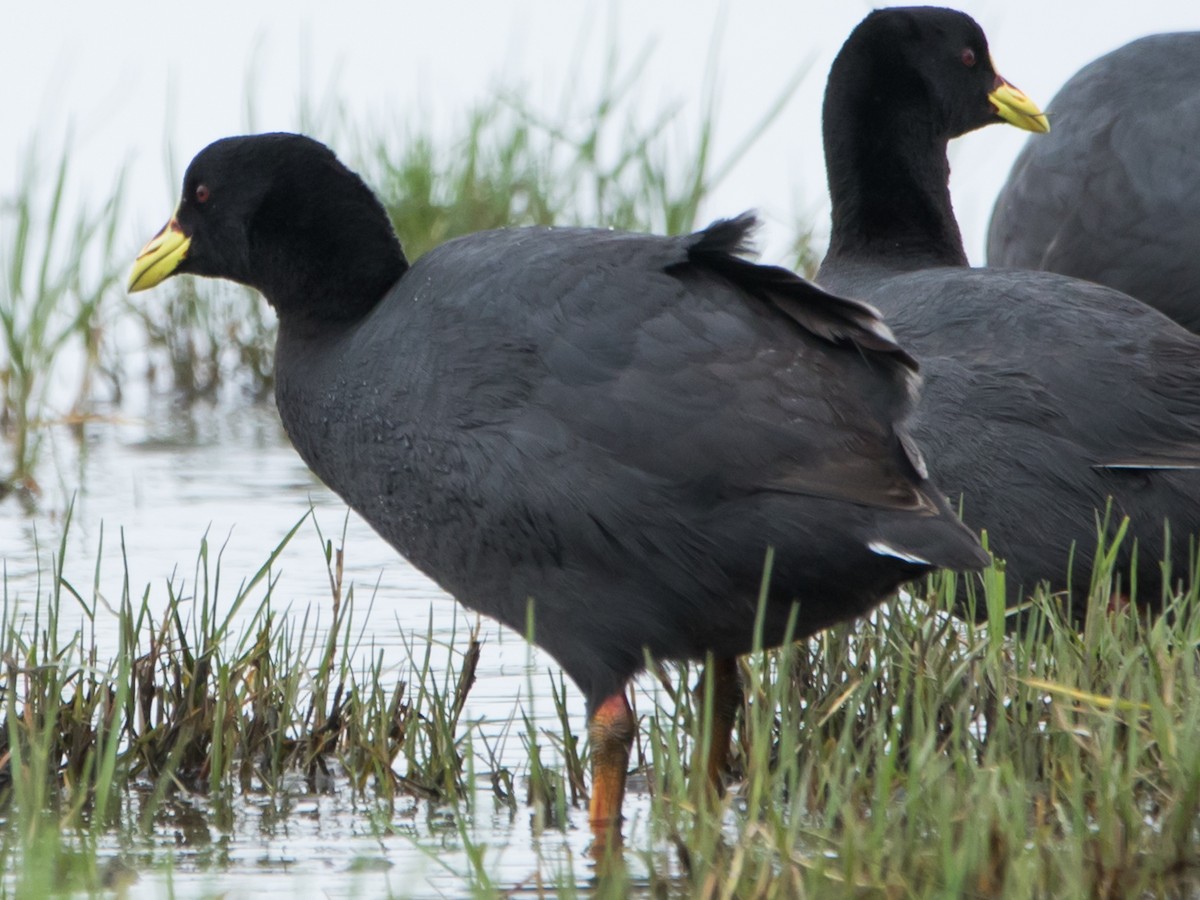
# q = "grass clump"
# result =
<box><xmin>626</xmin><ymin>561</ymin><xmax>1200</xmax><ymax>899</ymax></box>
<box><xmin>0</xmin><ymin>510</ymin><xmax>484</xmax><ymax>894</ymax></box>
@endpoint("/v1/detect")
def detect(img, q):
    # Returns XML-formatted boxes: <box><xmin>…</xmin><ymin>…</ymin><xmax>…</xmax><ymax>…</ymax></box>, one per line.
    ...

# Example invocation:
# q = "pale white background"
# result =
<box><xmin>4</xmin><ymin>1</ymin><xmax>1197</xmax><ymax>264</ymax></box>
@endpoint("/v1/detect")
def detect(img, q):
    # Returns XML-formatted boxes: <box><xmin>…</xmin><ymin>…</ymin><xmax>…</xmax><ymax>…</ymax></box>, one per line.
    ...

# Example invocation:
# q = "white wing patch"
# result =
<box><xmin>867</xmin><ymin>540</ymin><xmax>930</xmax><ymax>565</ymax></box>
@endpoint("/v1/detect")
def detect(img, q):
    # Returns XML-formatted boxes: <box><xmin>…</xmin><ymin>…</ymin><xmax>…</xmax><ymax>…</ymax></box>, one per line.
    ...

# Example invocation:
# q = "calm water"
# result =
<box><xmin>1</xmin><ymin>399</ymin><xmax>677</xmax><ymax>896</ymax></box>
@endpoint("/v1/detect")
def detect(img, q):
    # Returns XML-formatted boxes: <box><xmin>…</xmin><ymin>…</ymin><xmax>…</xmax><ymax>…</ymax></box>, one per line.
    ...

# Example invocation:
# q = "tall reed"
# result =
<box><xmin>0</xmin><ymin>141</ymin><xmax>123</xmax><ymax>499</ymax></box>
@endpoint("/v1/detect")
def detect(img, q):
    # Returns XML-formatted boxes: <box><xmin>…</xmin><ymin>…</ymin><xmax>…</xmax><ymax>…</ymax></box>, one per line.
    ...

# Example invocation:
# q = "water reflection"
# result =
<box><xmin>94</xmin><ymin>784</ymin><xmax>662</xmax><ymax>898</ymax></box>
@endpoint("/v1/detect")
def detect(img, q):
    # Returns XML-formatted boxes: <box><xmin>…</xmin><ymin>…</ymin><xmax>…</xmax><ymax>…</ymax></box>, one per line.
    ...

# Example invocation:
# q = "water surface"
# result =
<box><xmin>3</xmin><ymin>401</ymin><xmax>674</xmax><ymax>896</ymax></box>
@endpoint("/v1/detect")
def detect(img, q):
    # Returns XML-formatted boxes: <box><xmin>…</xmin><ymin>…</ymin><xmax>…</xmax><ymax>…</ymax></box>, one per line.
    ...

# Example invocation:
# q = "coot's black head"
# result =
<box><xmin>825</xmin><ymin>7</ymin><xmax>1048</xmax><ymax>142</ymax></box>
<box><xmin>129</xmin><ymin>133</ymin><xmax>407</xmax><ymax>325</ymax></box>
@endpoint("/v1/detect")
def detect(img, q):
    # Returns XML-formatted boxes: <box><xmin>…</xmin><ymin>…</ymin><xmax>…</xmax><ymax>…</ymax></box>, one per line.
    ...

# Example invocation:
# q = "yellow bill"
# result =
<box><xmin>989</xmin><ymin>74</ymin><xmax>1050</xmax><ymax>134</ymax></box>
<box><xmin>128</xmin><ymin>215</ymin><xmax>190</xmax><ymax>292</ymax></box>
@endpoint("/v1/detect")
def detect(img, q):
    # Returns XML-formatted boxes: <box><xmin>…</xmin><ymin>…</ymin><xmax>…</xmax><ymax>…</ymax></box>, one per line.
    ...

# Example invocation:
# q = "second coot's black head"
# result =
<box><xmin>823</xmin><ymin>6</ymin><xmax>1047</xmax><ymax>272</ymax></box>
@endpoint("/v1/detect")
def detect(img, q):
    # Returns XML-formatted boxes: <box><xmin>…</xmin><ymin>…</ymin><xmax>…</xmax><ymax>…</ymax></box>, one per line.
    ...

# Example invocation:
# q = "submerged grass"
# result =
<box><xmin>0</xmin><ymin>509</ymin><xmax>1198</xmax><ymax>896</ymax></box>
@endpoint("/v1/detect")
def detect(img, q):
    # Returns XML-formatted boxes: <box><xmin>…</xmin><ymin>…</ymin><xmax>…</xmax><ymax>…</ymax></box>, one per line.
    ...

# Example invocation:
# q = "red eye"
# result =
<box><xmin>961</xmin><ymin>48</ymin><xmax>977</xmax><ymax>67</ymax></box>
<box><xmin>195</xmin><ymin>184</ymin><xmax>211</xmax><ymax>203</ymax></box>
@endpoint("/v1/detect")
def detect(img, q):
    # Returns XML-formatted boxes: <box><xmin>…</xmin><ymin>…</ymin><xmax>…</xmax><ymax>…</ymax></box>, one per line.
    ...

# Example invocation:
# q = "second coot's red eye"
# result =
<box><xmin>961</xmin><ymin>48</ymin><xmax>977</xmax><ymax>67</ymax></box>
<box><xmin>195</xmin><ymin>184</ymin><xmax>211</xmax><ymax>203</ymax></box>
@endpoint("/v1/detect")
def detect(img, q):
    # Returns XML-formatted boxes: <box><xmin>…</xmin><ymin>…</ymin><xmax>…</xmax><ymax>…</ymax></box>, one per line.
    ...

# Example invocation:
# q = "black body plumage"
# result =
<box><xmin>988</xmin><ymin>33</ymin><xmax>1200</xmax><ymax>333</ymax></box>
<box><xmin>153</xmin><ymin>132</ymin><xmax>986</xmax><ymax>709</ymax></box>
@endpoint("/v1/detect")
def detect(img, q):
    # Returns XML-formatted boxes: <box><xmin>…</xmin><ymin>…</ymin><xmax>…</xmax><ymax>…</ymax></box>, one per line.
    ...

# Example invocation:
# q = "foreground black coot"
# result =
<box><xmin>817</xmin><ymin>7</ymin><xmax>1200</xmax><ymax>618</ymax></box>
<box><xmin>129</xmin><ymin>132</ymin><xmax>987</xmax><ymax>844</ymax></box>
<box><xmin>988</xmin><ymin>33</ymin><xmax>1200</xmax><ymax>333</ymax></box>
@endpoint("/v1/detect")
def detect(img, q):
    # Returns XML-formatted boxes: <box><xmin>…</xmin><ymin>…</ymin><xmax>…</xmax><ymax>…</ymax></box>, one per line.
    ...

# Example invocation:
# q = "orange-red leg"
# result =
<box><xmin>1107</xmin><ymin>591</ymin><xmax>1132</xmax><ymax>616</ymax></box>
<box><xmin>588</xmin><ymin>690</ymin><xmax>635</xmax><ymax>855</ymax></box>
<box><xmin>694</xmin><ymin>656</ymin><xmax>742</xmax><ymax>789</ymax></box>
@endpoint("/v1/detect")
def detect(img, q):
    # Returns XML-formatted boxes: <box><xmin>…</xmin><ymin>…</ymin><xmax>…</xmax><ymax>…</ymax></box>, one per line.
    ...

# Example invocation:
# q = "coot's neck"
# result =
<box><xmin>264</xmin><ymin>249</ymin><xmax>409</xmax><ymax>342</ymax></box>
<box><xmin>254</xmin><ymin>177</ymin><xmax>410</xmax><ymax>335</ymax></box>
<box><xmin>820</xmin><ymin>65</ymin><xmax>968</xmax><ymax>279</ymax></box>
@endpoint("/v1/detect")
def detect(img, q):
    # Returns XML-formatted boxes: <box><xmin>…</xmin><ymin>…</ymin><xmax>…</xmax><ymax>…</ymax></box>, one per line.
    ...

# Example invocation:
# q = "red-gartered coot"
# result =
<box><xmin>817</xmin><ymin>7</ymin><xmax>1200</xmax><ymax>620</ymax></box>
<box><xmin>130</xmin><ymin>132</ymin><xmax>988</xmax><ymax>846</ymax></box>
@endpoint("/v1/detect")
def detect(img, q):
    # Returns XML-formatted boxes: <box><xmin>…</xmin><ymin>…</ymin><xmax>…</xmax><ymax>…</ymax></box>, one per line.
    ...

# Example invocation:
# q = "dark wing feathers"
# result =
<box><xmin>413</xmin><ymin>218</ymin><xmax>935</xmax><ymax>515</ymax></box>
<box><xmin>879</xmin><ymin>269</ymin><xmax>1200</xmax><ymax>459</ymax></box>
<box><xmin>683</xmin><ymin>211</ymin><xmax>761</xmax><ymax>258</ymax></box>
<box><xmin>684</xmin><ymin>215</ymin><xmax>919</xmax><ymax>370</ymax></box>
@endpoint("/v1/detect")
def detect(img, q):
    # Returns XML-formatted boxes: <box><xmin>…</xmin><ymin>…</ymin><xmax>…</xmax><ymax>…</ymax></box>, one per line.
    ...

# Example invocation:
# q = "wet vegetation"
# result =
<box><xmin>2</xmin><ymin>46</ymin><xmax>1200</xmax><ymax>900</ymax></box>
<box><xmin>1</xmin><ymin>516</ymin><xmax>1198</xmax><ymax>896</ymax></box>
